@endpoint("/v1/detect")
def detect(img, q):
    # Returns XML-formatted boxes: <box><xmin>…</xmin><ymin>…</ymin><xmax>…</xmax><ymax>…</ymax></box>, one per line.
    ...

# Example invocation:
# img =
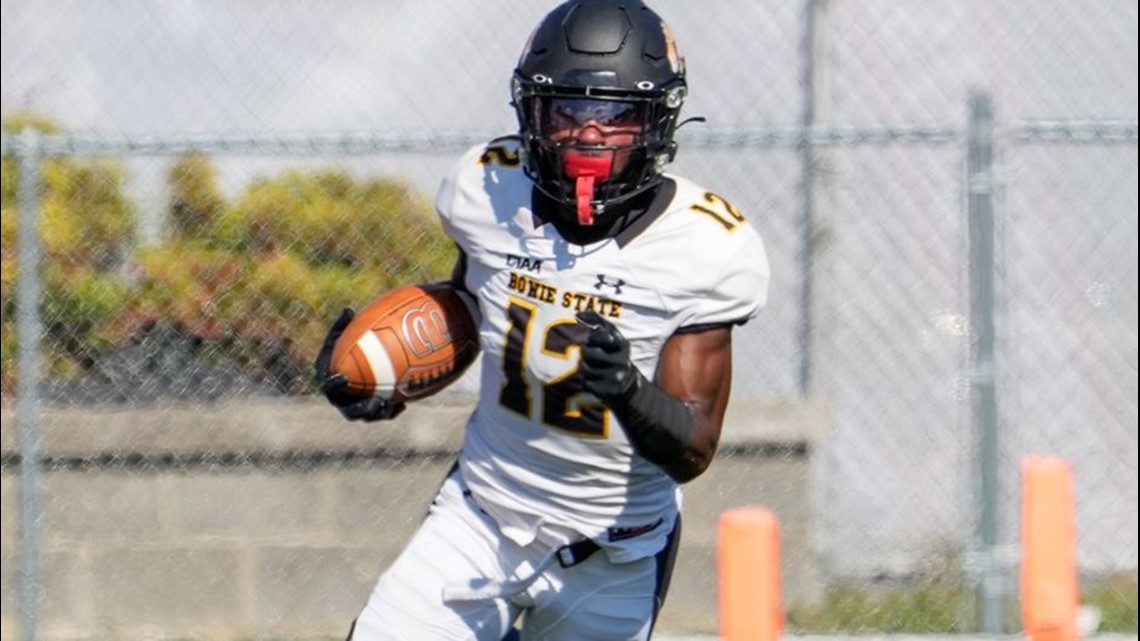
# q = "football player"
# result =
<box><xmin>316</xmin><ymin>1</ymin><xmax>769</xmax><ymax>639</ymax></box>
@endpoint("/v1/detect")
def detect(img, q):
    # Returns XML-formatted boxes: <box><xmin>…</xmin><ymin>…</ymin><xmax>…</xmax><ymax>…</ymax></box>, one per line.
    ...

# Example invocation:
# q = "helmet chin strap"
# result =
<box><xmin>563</xmin><ymin>151</ymin><xmax>615</xmax><ymax>226</ymax></box>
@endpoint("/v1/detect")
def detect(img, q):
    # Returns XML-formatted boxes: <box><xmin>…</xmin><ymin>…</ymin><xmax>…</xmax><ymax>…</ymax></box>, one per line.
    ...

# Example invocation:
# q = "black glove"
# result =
<box><xmin>576</xmin><ymin>311</ymin><xmax>640</xmax><ymax>403</ymax></box>
<box><xmin>314</xmin><ymin>308</ymin><xmax>406</xmax><ymax>422</ymax></box>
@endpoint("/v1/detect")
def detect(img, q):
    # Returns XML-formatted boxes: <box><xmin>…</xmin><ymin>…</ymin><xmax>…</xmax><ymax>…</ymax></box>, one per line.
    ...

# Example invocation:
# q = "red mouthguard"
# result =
<box><xmin>563</xmin><ymin>152</ymin><xmax>614</xmax><ymax>226</ymax></box>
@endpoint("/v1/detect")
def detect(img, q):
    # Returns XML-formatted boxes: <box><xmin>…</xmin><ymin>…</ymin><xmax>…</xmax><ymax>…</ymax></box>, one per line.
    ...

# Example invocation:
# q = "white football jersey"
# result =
<box><xmin>435</xmin><ymin>137</ymin><xmax>769</xmax><ymax>563</ymax></box>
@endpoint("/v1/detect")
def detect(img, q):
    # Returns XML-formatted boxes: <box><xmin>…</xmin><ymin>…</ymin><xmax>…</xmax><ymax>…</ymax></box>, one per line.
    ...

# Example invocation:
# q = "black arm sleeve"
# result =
<box><xmin>607</xmin><ymin>369</ymin><xmax>695</xmax><ymax>469</ymax></box>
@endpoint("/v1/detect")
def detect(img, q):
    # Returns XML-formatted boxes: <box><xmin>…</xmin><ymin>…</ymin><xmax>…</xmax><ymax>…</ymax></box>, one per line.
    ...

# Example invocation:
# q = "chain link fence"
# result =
<box><xmin>2</xmin><ymin>0</ymin><xmax>1137</xmax><ymax>637</ymax></box>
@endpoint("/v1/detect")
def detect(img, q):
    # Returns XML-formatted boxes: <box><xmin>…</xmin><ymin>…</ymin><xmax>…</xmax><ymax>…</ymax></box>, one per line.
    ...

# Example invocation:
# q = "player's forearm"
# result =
<box><xmin>608</xmin><ymin>370</ymin><xmax>712</xmax><ymax>483</ymax></box>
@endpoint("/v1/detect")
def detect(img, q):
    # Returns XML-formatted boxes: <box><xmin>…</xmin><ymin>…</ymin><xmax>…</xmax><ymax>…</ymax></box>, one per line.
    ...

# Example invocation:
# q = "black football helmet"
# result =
<box><xmin>512</xmin><ymin>0</ymin><xmax>687</xmax><ymax>226</ymax></box>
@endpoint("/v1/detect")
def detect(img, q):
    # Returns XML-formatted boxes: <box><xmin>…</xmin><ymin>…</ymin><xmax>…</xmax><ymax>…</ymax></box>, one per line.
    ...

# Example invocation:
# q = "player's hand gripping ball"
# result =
<box><xmin>314</xmin><ymin>284</ymin><xmax>479</xmax><ymax>421</ymax></box>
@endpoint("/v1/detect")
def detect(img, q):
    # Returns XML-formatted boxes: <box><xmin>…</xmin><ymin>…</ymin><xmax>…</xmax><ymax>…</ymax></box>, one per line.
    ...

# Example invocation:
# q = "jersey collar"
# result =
<box><xmin>530</xmin><ymin>178</ymin><xmax>677</xmax><ymax>248</ymax></box>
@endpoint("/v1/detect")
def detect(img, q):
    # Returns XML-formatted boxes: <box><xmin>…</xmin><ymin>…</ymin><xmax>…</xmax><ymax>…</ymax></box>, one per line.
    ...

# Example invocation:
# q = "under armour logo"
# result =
<box><xmin>594</xmin><ymin>274</ymin><xmax>625</xmax><ymax>294</ymax></box>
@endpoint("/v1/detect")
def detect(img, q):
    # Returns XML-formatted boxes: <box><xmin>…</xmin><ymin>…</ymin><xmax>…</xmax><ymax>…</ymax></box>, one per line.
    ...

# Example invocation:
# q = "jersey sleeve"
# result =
<box><xmin>680</xmin><ymin>228</ymin><xmax>769</xmax><ymax>330</ymax></box>
<box><xmin>434</xmin><ymin>138</ymin><xmax>527</xmax><ymax>258</ymax></box>
<box><xmin>433</xmin><ymin>144</ymin><xmax>482</xmax><ymax>254</ymax></box>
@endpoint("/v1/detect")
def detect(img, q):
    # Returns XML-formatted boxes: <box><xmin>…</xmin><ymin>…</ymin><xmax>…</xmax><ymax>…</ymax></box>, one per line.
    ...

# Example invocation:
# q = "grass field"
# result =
<box><xmin>784</xmin><ymin>572</ymin><xmax>1137</xmax><ymax>632</ymax></box>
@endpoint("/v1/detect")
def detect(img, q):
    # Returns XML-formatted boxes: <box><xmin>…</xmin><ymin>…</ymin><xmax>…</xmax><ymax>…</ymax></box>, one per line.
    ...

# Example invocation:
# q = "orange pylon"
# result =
<box><xmin>718</xmin><ymin>506</ymin><xmax>783</xmax><ymax>641</ymax></box>
<box><xmin>1021</xmin><ymin>456</ymin><xmax>1078</xmax><ymax>641</ymax></box>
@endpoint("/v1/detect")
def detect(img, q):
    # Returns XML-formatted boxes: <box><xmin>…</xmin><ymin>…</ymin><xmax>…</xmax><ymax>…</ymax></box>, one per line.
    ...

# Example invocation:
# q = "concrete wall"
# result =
<box><xmin>0</xmin><ymin>396</ymin><xmax>830</xmax><ymax>639</ymax></box>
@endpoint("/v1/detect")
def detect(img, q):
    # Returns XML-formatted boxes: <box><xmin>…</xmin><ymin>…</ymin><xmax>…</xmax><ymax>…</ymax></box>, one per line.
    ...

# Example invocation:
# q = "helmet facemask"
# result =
<box><xmin>515</xmin><ymin>83</ymin><xmax>684</xmax><ymax>226</ymax></box>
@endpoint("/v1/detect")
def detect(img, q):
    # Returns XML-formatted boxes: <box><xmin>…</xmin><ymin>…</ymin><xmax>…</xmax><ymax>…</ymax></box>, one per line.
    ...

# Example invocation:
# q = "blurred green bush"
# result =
<box><xmin>3</xmin><ymin>113</ymin><xmax>136</xmax><ymax>388</ymax></box>
<box><xmin>1</xmin><ymin>115</ymin><xmax>455</xmax><ymax>397</ymax></box>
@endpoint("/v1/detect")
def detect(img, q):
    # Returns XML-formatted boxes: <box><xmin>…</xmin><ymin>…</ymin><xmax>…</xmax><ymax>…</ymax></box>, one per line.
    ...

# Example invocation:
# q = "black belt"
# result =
<box><xmin>556</xmin><ymin>538</ymin><xmax>601</xmax><ymax>568</ymax></box>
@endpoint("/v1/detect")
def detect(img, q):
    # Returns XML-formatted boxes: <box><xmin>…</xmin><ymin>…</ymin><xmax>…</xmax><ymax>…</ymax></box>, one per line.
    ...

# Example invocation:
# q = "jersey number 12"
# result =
<box><xmin>499</xmin><ymin>298</ymin><xmax>609</xmax><ymax>437</ymax></box>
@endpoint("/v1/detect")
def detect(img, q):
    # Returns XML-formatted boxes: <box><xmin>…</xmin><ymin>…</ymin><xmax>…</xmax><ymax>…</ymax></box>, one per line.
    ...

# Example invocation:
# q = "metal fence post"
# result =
<box><xmin>967</xmin><ymin>92</ymin><xmax>1004</xmax><ymax>633</ymax></box>
<box><xmin>800</xmin><ymin>0</ymin><xmax>833</xmax><ymax>397</ymax></box>
<box><xmin>16</xmin><ymin>127</ymin><xmax>45</xmax><ymax>641</ymax></box>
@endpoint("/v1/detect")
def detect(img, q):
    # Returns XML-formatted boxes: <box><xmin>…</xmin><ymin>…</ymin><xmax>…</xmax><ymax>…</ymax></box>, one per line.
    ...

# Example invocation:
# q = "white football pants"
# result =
<box><xmin>347</xmin><ymin>469</ymin><xmax>679</xmax><ymax>641</ymax></box>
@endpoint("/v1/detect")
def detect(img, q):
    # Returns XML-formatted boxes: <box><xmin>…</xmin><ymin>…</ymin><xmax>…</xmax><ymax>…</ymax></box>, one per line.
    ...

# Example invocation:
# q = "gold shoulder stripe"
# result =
<box><xmin>479</xmin><ymin>145</ymin><xmax>521</xmax><ymax>167</ymax></box>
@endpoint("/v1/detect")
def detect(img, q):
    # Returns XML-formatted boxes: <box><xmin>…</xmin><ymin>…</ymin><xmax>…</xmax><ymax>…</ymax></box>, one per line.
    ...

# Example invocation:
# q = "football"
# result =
<box><xmin>330</xmin><ymin>283</ymin><xmax>479</xmax><ymax>403</ymax></box>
